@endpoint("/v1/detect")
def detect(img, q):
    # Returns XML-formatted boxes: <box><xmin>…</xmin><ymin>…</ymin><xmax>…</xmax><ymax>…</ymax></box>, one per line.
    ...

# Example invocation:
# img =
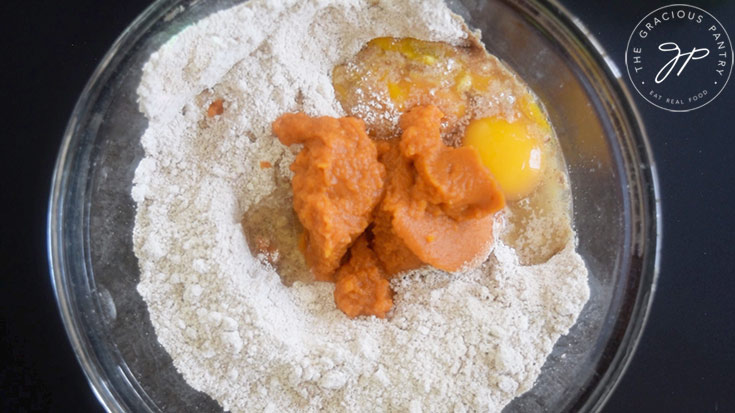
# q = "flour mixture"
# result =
<box><xmin>132</xmin><ymin>0</ymin><xmax>590</xmax><ymax>411</ymax></box>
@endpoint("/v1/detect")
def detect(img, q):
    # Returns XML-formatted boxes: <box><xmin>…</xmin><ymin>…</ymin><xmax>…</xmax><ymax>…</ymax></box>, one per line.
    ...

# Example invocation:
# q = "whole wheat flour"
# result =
<box><xmin>132</xmin><ymin>0</ymin><xmax>591</xmax><ymax>411</ymax></box>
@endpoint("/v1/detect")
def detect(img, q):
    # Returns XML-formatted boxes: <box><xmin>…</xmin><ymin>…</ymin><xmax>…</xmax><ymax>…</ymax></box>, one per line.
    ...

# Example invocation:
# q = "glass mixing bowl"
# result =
<box><xmin>48</xmin><ymin>0</ymin><xmax>660</xmax><ymax>411</ymax></box>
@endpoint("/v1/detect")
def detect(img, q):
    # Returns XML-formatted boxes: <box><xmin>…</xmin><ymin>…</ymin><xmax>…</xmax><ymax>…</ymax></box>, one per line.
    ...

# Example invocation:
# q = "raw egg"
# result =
<box><xmin>464</xmin><ymin>116</ymin><xmax>543</xmax><ymax>201</ymax></box>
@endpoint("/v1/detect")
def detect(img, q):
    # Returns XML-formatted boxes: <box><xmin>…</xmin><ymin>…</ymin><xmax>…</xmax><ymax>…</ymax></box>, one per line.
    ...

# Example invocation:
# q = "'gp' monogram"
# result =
<box><xmin>655</xmin><ymin>42</ymin><xmax>709</xmax><ymax>83</ymax></box>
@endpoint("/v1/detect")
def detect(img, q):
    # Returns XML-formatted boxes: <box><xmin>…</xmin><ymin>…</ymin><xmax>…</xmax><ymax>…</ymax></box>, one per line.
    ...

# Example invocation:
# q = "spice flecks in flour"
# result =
<box><xmin>133</xmin><ymin>0</ymin><xmax>590</xmax><ymax>411</ymax></box>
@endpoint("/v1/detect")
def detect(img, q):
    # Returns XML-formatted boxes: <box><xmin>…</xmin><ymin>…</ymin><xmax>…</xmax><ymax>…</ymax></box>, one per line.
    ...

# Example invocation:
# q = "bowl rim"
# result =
<box><xmin>47</xmin><ymin>1</ymin><xmax>181</xmax><ymax>411</ymax></box>
<box><xmin>536</xmin><ymin>0</ymin><xmax>662</xmax><ymax>410</ymax></box>
<box><xmin>47</xmin><ymin>0</ymin><xmax>661</xmax><ymax>412</ymax></box>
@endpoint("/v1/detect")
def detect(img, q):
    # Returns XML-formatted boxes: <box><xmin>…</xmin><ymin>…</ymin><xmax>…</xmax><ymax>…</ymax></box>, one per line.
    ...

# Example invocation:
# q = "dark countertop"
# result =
<box><xmin>2</xmin><ymin>0</ymin><xmax>733</xmax><ymax>411</ymax></box>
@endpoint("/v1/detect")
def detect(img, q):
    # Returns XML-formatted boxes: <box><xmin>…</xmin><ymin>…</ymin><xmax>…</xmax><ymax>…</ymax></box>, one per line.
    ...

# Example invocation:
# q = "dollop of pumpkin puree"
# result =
<box><xmin>272</xmin><ymin>114</ymin><xmax>385</xmax><ymax>281</ymax></box>
<box><xmin>272</xmin><ymin>105</ymin><xmax>504</xmax><ymax>318</ymax></box>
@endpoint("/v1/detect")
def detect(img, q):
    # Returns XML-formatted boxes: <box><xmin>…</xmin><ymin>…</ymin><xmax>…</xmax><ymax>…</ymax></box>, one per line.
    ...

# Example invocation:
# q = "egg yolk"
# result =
<box><xmin>367</xmin><ymin>37</ymin><xmax>441</xmax><ymax>65</ymax></box>
<box><xmin>464</xmin><ymin>117</ymin><xmax>543</xmax><ymax>201</ymax></box>
<box><xmin>520</xmin><ymin>95</ymin><xmax>550</xmax><ymax>134</ymax></box>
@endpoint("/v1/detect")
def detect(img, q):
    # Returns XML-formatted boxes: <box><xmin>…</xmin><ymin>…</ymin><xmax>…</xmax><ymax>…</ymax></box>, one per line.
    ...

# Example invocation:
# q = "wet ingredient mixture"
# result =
<box><xmin>133</xmin><ymin>1</ymin><xmax>590</xmax><ymax>412</ymax></box>
<box><xmin>273</xmin><ymin>105</ymin><xmax>505</xmax><ymax>317</ymax></box>
<box><xmin>334</xmin><ymin>36</ymin><xmax>572</xmax><ymax>264</ymax></box>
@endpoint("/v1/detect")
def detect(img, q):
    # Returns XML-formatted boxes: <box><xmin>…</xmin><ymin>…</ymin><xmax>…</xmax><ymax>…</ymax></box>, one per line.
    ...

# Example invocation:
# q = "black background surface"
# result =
<box><xmin>1</xmin><ymin>0</ymin><xmax>733</xmax><ymax>411</ymax></box>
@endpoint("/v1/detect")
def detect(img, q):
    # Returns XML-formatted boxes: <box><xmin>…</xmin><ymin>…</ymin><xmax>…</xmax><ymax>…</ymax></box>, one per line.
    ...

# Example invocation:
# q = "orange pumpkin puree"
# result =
<box><xmin>376</xmin><ymin>105</ymin><xmax>505</xmax><ymax>273</ymax></box>
<box><xmin>272</xmin><ymin>105</ymin><xmax>505</xmax><ymax>318</ymax></box>
<box><xmin>334</xmin><ymin>235</ymin><xmax>393</xmax><ymax>318</ymax></box>
<box><xmin>272</xmin><ymin>113</ymin><xmax>385</xmax><ymax>281</ymax></box>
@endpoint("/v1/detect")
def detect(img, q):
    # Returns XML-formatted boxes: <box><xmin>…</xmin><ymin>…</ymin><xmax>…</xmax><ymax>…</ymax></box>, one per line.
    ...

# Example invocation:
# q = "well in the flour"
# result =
<box><xmin>132</xmin><ymin>1</ymin><xmax>590</xmax><ymax>412</ymax></box>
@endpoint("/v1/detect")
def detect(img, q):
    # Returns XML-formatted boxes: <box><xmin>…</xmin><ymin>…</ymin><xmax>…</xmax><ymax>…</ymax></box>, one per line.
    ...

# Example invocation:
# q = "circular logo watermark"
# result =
<box><xmin>625</xmin><ymin>4</ymin><xmax>733</xmax><ymax>112</ymax></box>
